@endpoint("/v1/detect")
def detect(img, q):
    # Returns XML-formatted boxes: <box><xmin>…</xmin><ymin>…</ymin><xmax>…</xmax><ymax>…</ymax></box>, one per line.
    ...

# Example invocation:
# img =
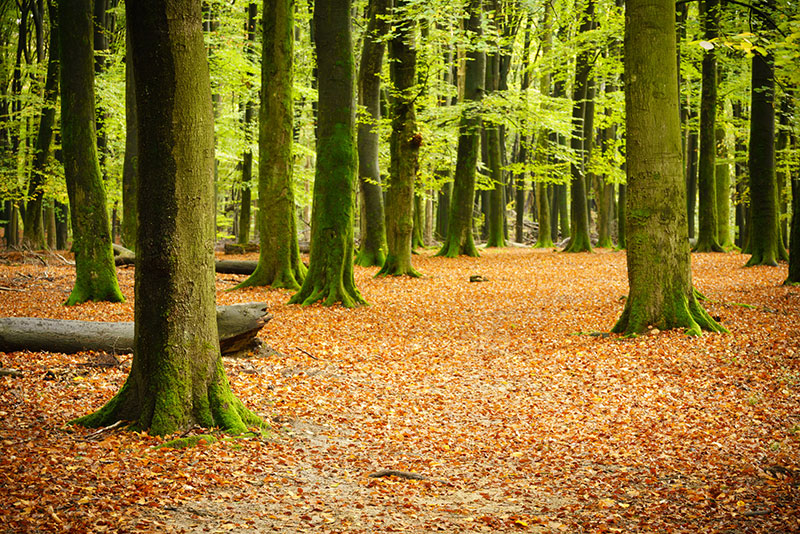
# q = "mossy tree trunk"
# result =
<box><xmin>289</xmin><ymin>0</ymin><xmax>364</xmax><ymax>307</ymax></box>
<box><xmin>73</xmin><ymin>0</ymin><xmax>263</xmax><ymax>437</ymax></box>
<box><xmin>485</xmin><ymin>51</ymin><xmax>506</xmax><ymax>248</ymax></box>
<box><xmin>533</xmin><ymin>6</ymin><xmax>553</xmax><ymax>249</ymax></box>
<box><xmin>379</xmin><ymin>0</ymin><xmax>421</xmax><ymax>277</ymax></box>
<box><xmin>236</xmin><ymin>0</ymin><xmax>306</xmax><ymax>291</ymax></box>
<box><xmin>563</xmin><ymin>0</ymin><xmax>594</xmax><ymax>253</ymax></box>
<box><xmin>745</xmin><ymin>44</ymin><xmax>787</xmax><ymax>266</ymax></box>
<box><xmin>355</xmin><ymin>0</ymin><xmax>391</xmax><ymax>268</ymax></box>
<box><xmin>437</xmin><ymin>0</ymin><xmax>484</xmax><ymax>258</ymax></box>
<box><xmin>617</xmin><ymin>182</ymin><xmax>626</xmax><ymax>248</ymax></box>
<box><xmin>613</xmin><ymin>0</ymin><xmax>725</xmax><ymax>336</ymax></box>
<box><xmin>693</xmin><ymin>0</ymin><xmax>724</xmax><ymax>252</ymax></box>
<box><xmin>59</xmin><ymin>0</ymin><xmax>124</xmax><ymax>306</ymax></box>
<box><xmin>237</xmin><ymin>3</ymin><xmax>258</xmax><ymax>246</ymax></box>
<box><xmin>715</xmin><ymin>123</ymin><xmax>733</xmax><ymax>248</ymax></box>
<box><xmin>22</xmin><ymin>0</ymin><xmax>58</xmax><ymax>250</ymax></box>
<box><xmin>121</xmin><ymin>18</ymin><xmax>138</xmax><ymax>251</ymax></box>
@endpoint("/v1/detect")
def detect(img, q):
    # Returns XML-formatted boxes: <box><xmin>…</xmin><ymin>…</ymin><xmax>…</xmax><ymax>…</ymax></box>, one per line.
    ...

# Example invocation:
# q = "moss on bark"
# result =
<box><xmin>72</xmin><ymin>1</ymin><xmax>263</xmax><ymax>437</ymax></box>
<box><xmin>290</xmin><ymin>0</ymin><xmax>365</xmax><ymax>307</ymax></box>
<box><xmin>615</xmin><ymin>0</ymin><xmax>725</xmax><ymax>337</ymax></box>
<box><xmin>436</xmin><ymin>1</ymin><xmax>483</xmax><ymax>259</ymax></box>
<box><xmin>236</xmin><ymin>0</ymin><xmax>305</xmax><ymax>291</ymax></box>
<box><xmin>60</xmin><ymin>0</ymin><xmax>123</xmax><ymax>306</ymax></box>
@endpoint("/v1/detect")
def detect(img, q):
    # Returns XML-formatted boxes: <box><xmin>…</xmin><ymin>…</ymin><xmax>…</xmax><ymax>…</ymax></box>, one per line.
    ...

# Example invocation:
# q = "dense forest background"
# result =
<box><xmin>0</xmin><ymin>0</ymin><xmax>796</xmax><ymax>258</ymax></box>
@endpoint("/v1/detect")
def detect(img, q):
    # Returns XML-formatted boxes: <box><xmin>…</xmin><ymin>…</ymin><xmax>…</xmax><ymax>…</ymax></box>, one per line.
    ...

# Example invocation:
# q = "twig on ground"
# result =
<box><xmin>295</xmin><ymin>347</ymin><xmax>319</xmax><ymax>360</ymax></box>
<box><xmin>0</xmin><ymin>368</ymin><xmax>24</xmax><ymax>377</ymax></box>
<box><xmin>84</xmin><ymin>420</ymin><xmax>125</xmax><ymax>440</ymax></box>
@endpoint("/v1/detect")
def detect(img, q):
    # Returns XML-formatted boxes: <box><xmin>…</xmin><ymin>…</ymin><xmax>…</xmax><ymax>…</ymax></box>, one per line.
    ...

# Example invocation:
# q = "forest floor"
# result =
<box><xmin>1</xmin><ymin>247</ymin><xmax>799</xmax><ymax>533</ymax></box>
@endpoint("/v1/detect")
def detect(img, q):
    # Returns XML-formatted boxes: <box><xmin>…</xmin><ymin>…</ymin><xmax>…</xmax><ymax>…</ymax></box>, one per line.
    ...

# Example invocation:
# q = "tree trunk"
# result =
<box><xmin>236</xmin><ymin>0</ymin><xmax>306</xmax><ymax>291</ymax></box>
<box><xmin>437</xmin><ymin>0</ymin><xmax>484</xmax><ymax>258</ymax></box>
<box><xmin>485</xmin><ymin>46</ymin><xmax>505</xmax><ymax>247</ymax></box>
<box><xmin>787</xmin><ymin>173</ymin><xmax>800</xmax><ymax>284</ymax></box>
<box><xmin>73</xmin><ymin>0</ymin><xmax>262</xmax><ymax>437</ymax></box>
<box><xmin>22</xmin><ymin>0</ymin><xmax>58</xmax><ymax>250</ymax></box>
<box><xmin>289</xmin><ymin>0</ymin><xmax>364</xmax><ymax>307</ymax></box>
<box><xmin>121</xmin><ymin>16</ymin><xmax>138</xmax><ymax>251</ymax></box>
<box><xmin>715</xmin><ymin>123</ymin><xmax>733</xmax><ymax>248</ymax></box>
<box><xmin>686</xmin><ymin>122</ymin><xmax>699</xmax><ymax>239</ymax></box>
<box><xmin>237</xmin><ymin>3</ymin><xmax>258</xmax><ymax>246</ymax></box>
<box><xmin>745</xmin><ymin>40</ymin><xmax>786</xmax><ymax>266</ymax></box>
<box><xmin>355</xmin><ymin>0</ymin><xmax>391</xmax><ymax>268</ymax></box>
<box><xmin>617</xmin><ymin>182</ymin><xmax>626</xmax><ymax>249</ymax></box>
<box><xmin>693</xmin><ymin>0</ymin><xmax>723</xmax><ymax>252</ymax></box>
<box><xmin>613</xmin><ymin>0</ymin><xmax>724</xmax><ymax>336</ymax></box>
<box><xmin>563</xmin><ymin>0</ymin><xmax>594</xmax><ymax>253</ymax></box>
<box><xmin>59</xmin><ymin>0</ymin><xmax>124</xmax><ymax>306</ymax></box>
<box><xmin>0</xmin><ymin>303</ymin><xmax>270</xmax><ymax>356</ymax></box>
<box><xmin>379</xmin><ymin>0</ymin><xmax>421</xmax><ymax>276</ymax></box>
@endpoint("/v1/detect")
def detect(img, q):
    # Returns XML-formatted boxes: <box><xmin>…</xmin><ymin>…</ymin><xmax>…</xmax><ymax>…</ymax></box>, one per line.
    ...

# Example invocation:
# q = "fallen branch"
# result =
<box><xmin>368</xmin><ymin>470</ymin><xmax>429</xmax><ymax>481</ymax></box>
<box><xmin>84</xmin><ymin>420</ymin><xmax>125</xmax><ymax>440</ymax></box>
<box><xmin>0</xmin><ymin>368</ymin><xmax>24</xmax><ymax>377</ymax></box>
<box><xmin>295</xmin><ymin>347</ymin><xmax>319</xmax><ymax>360</ymax></box>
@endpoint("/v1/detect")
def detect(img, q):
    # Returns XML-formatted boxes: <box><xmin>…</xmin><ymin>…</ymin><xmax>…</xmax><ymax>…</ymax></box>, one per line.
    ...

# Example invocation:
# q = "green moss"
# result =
<box><xmin>157</xmin><ymin>434</ymin><xmax>219</xmax><ymax>449</ymax></box>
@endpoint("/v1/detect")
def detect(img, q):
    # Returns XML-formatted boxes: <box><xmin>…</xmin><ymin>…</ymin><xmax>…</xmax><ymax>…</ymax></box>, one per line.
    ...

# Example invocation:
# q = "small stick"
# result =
<box><xmin>295</xmin><ymin>347</ymin><xmax>319</xmax><ymax>360</ymax></box>
<box><xmin>84</xmin><ymin>420</ymin><xmax>124</xmax><ymax>440</ymax></box>
<box><xmin>0</xmin><ymin>286</ymin><xmax>24</xmax><ymax>292</ymax></box>
<box><xmin>0</xmin><ymin>368</ymin><xmax>24</xmax><ymax>377</ymax></box>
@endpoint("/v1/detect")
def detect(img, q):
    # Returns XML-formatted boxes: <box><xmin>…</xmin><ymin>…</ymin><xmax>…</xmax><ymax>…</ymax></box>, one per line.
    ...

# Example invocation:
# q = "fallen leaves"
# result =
<box><xmin>0</xmin><ymin>248</ymin><xmax>798</xmax><ymax>532</ymax></box>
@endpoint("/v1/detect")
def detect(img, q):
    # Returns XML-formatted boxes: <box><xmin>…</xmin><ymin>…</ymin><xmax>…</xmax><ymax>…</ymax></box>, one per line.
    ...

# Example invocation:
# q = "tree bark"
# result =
<box><xmin>236</xmin><ymin>0</ymin><xmax>306</xmax><ymax>290</ymax></box>
<box><xmin>563</xmin><ymin>0</ymin><xmax>594</xmax><ymax>253</ymax></box>
<box><xmin>355</xmin><ymin>0</ymin><xmax>391</xmax><ymax>268</ymax></box>
<box><xmin>745</xmin><ymin>41</ymin><xmax>786</xmax><ymax>266</ymax></box>
<box><xmin>289</xmin><ymin>0</ymin><xmax>365</xmax><ymax>306</ymax></box>
<box><xmin>237</xmin><ymin>3</ymin><xmax>258</xmax><ymax>246</ymax></box>
<box><xmin>613</xmin><ymin>0</ymin><xmax>724</xmax><ymax>336</ymax></box>
<box><xmin>121</xmin><ymin>16</ymin><xmax>138</xmax><ymax>251</ymax></box>
<box><xmin>379</xmin><ymin>0</ymin><xmax>421</xmax><ymax>276</ymax></box>
<box><xmin>693</xmin><ymin>0</ymin><xmax>723</xmax><ymax>252</ymax></box>
<box><xmin>59</xmin><ymin>0</ymin><xmax>124</xmax><ymax>306</ymax></box>
<box><xmin>715</xmin><ymin>123</ymin><xmax>733</xmax><ymax>248</ymax></box>
<box><xmin>73</xmin><ymin>0</ymin><xmax>262</xmax><ymax>437</ymax></box>
<box><xmin>0</xmin><ymin>303</ymin><xmax>270</xmax><ymax>356</ymax></box>
<box><xmin>437</xmin><ymin>0</ymin><xmax>484</xmax><ymax>258</ymax></box>
<box><xmin>22</xmin><ymin>0</ymin><xmax>59</xmax><ymax>250</ymax></box>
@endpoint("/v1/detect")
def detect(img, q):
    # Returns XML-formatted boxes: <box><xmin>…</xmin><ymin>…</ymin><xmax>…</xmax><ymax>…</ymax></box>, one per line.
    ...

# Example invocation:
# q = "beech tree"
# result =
<box><xmin>693</xmin><ymin>0</ymin><xmax>724</xmax><ymax>252</ymax></box>
<box><xmin>59</xmin><ymin>0</ymin><xmax>123</xmax><ymax>305</ymax></box>
<box><xmin>236</xmin><ymin>0</ymin><xmax>306</xmax><ymax>290</ymax></box>
<box><xmin>563</xmin><ymin>0</ymin><xmax>595</xmax><ymax>253</ymax></box>
<box><xmin>437</xmin><ymin>0</ymin><xmax>484</xmax><ymax>258</ymax></box>
<box><xmin>379</xmin><ymin>0</ymin><xmax>422</xmax><ymax>277</ymax></box>
<box><xmin>289</xmin><ymin>0</ymin><xmax>365</xmax><ymax>306</ymax></box>
<box><xmin>613</xmin><ymin>0</ymin><xmax>725</xmax><ymax>336</ymax></box>
<box><xmin>73</xmin><ymin>0</ymin><xmax>263</xmax><ymax>436</ymax></box>
<box><xmin>21</xmin><ymin>0</ymin><xmax>58</xmax><ymax>249</ymax></box>
<box><xmin>355</xmin><ymin>0</ymin><xmax>392</xmax><ymax>268</ymax></box>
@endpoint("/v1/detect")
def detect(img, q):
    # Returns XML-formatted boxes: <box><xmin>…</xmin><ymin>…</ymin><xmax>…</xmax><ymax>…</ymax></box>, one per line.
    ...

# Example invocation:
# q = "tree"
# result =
<box><xmin>745</xmin><ymin>34</ymin><xmax>787</xmax><ymax>266</ymax></box>
<box><xmin>72</xmin><ymin>0</ymin><xmax>263</xmax><ymax>436</ymax></box>
<box><xmin>59</xmin><ymin>0</ymin><xmax>123</xmax><ymax>306</ymax></box>
<box><xmin>379</xmin><ymin>0</ymin><xmax>422</xmax><ymax>277</ymax></box>
<box><xmin>693</xmin><ymin>0</ymin><xmax>724</xmax><ymax>252</ymax></box>
<box><xmin>289</xmin><ymin>0</ymin><xmax>365</xmax><ymax>306</ymax></box>
<box><xmin>613</xmin><ymin>0</ymin><xmax>725</xmax><ymax>336</ymax></box>
<box><xmin>437</xmin><ymin>0</ymin><xmax>484</xmax><ymax>258</ymax></box>
<box><xmin>237</xmin><ymin>3</ymin><xmax>258</xmax><ymax>246</ymax></box>
<box><xmin>22</xmin><ymin>0</ymin><xmax>58</xmax><ymax>249</ymax></box>
<box><xmin>563</xmin><ymin>0</ymin><xmax>595</xmax><ymax>253</ymax></box>
<box><xmin>355</xmin><ymin>0</ymin><xmax>392</xmax><ymax>268</ymax></box>
<box><xmin>121</xmin><ymin>16</ymin><xmax>138</xmax><ymax>251</ymax></box>
<box><xmin>236</xmin><ymin>0</ymin><xmax>306</xmax><ymax>290</ymax></box>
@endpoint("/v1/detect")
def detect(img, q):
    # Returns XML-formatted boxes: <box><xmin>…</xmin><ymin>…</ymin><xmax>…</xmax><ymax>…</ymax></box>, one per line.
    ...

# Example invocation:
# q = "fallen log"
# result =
<box><xmin>112</xmin><ymin>245</ymin><xmax>258</xmax><ymax>275</ymax></box>
<box><xmin>0</xmin><ymin>302</ymin><xmax>270</xmax><ymax>356</ymax></box>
